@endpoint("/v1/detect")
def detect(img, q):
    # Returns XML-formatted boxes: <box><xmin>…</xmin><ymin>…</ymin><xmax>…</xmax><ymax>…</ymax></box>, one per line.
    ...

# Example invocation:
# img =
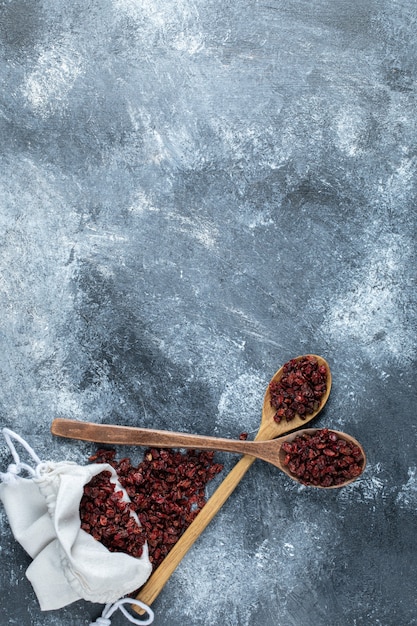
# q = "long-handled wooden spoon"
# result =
<box><xmin>132</xmin><ymin>355</ymin><xmax>333</xmax><ymax>610</ymax></box>
<box><xmin>51</xmin><ymin>420</ymin><xmax>364</xmax><ymax>488</ymax></box>
<box><xmin>51</xmin><ymin>355</ymin><xmax>333</xmax><ymax>609</ymax></box>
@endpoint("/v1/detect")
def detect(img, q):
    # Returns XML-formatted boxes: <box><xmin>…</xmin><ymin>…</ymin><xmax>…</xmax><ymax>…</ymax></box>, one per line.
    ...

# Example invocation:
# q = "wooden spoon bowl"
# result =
<box><xmin>276</xmin><ymin>427</ymin><xmax>366</xmax><ymax>489</ymax></box>
<box><xmin>257</xmin><ymin>354</ymin><xmax>332</xmax><ymax>441</ymax></box>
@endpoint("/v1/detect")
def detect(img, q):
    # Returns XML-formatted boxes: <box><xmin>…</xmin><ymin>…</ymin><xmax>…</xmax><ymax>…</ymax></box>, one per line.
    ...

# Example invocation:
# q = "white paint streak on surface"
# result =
<box><xmin>128</xmin><ymin>190</ymin><xmax>161</xmax><ymax>215</ymax></box>
<box><xmin>334</xmin><ymin>107</ymin><xmax>365</xmax><ymax>157</ymax></box>
<box><xmin>217</xmin><ymin>372</ymin><xmax>265</xmax><ymax>433</ymax></box>
<box><xmin>131</xmin><ymin>202</ymin><xmax>218</xmax><ymax>248</ymax></box>
<box><xmin>376</xmin><ymin>155</ymin><xmax>417</xmax><ymax>209</ymax></box>
<box><xmin>323</xmin><ymin>233</ymin><xmax>415</xmax><ymax>363</ymax></box>
<box><xmin>22</xmin><ymin>37</ymin><xmax>84</xmax><ymax>116</ymax></box>
<box><xmin>166</xmin><ymin>212</ymin><xmax>218</xmax><ymax>249</ymax></box>
<box><xmin>337</xmin><ymin>463</ymin><xmax>387</xmax><ymax>504</ymax></box>
<box><xmin>113</xmin><ymin>0</ymin><xmax>204</xmax><ymax>54</ymax></box>
<box><xmin>161</xmin><ymin>322</ymin><xmax>246</xmax><ymax>386</ymax></box>
<box><xmin>0</xmin><ymin>157</ymin><xmax>125</xmax><ymax>426</ymax></box>
<box><xmin>167</xmin><ymin>505</ymin><xmax>337</xmax><ymax>626</ymax></box>
<box><xmin>396</xmin><ymin>466</ymin><xmax>417</xmax><ymax>509</ymax></box>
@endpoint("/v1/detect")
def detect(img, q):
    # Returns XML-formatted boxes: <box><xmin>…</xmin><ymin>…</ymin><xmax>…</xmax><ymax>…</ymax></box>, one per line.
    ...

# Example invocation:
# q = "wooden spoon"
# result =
<box><xmin>51</xmin><ymin>420</ymin><xmax>365</xmax><ymax>488</ymax></box>
<box><xmin>133</xmin><ymin>355</ymin><xmax>333</xmax><ymax>610</ymax></box>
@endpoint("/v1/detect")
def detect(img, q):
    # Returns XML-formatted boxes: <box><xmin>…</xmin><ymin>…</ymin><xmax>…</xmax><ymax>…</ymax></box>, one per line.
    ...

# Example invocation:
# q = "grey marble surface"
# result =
<box><xmin>0</xmin><ymin>1</ymin><xmax>416</xmax><ymax>625</ymax></box>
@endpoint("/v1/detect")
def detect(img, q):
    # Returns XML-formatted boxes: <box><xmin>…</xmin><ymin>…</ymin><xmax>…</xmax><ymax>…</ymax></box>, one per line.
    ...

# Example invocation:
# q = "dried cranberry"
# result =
<box><xmin>79</xmin><ymin>471</ymin><xmax>146</xmax><ymax>558</ymax></box>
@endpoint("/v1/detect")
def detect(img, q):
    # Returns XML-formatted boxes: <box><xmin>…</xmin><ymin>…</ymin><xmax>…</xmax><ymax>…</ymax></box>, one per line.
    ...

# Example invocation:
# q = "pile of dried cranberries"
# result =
<box><xmin>269</xmin><ymin>355</ymin><xmax>328</xmax><ymax>423</ymax></box>
<box><xmin>80</xmin><ymin>471</ymin><xmax>146</xmax><ymax>558</ymax></box>
<box><xmin>80</xmin><ymin>447</ymin><xmax>223</xmax><ymax>569</ymax></box>
<box><xmin>281</xmin><ymin>428</ymin><xmax>364</xmax><ymax>487</ymax></box>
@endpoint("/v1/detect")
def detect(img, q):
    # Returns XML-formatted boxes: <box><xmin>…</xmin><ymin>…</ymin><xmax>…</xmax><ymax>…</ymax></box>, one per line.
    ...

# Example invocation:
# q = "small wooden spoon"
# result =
<box><xmin>51</xmin><ymin>419</ymin><xmax>365</xmax><ymax>488</ymax></box>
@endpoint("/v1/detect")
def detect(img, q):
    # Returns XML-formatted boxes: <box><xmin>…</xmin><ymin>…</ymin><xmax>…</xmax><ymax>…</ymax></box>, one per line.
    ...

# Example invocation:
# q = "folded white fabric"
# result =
<box><xmin>0</xmin><ymin>428</ymin><xmax>153</xmax><ymax>618</ymax></box>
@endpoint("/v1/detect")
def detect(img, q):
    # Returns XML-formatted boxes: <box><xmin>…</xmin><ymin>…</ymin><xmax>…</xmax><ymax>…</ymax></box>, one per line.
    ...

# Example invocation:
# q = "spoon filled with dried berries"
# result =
<box><xmin>51</xmin><ymin>420</ymin><xmax>365</xmax><ymax>489</ymax></box>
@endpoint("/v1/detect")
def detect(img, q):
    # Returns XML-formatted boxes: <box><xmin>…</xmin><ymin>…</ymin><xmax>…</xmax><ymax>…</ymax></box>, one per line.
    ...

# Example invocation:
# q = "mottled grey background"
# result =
<box><xmin>0</xmin><ymin>0</ymin><xmax>416</xmax><ymax>625</ymax></box>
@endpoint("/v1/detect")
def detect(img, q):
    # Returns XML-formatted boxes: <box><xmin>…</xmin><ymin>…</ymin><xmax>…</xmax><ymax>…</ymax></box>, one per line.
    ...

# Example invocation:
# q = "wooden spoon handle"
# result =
<box><xmin>135</xmin><ymin>453</ymin><xmax>256</xmax><ymax>610</ymax></box>
<box><xmin>51</xmin><ymin>418</ymin><xmax>262</xmax><ymax>457</ymax></box>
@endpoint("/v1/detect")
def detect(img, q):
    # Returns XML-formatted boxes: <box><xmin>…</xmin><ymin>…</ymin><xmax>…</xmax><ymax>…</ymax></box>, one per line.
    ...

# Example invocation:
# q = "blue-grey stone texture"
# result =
<box><xmin>0</xmin><ymin>0</ymin><xmax>416</xmax><ymax>624</ymax></box>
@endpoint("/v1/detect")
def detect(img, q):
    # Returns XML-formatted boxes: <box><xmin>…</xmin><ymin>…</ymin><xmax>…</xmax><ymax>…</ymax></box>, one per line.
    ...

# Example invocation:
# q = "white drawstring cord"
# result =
<box><xmin>0</xmin><ymin>428</ymin><xmax>42</xmax><ymax>482</ymax></box>
<box><xmin>89</xmin><ymin>598</ymin><xmax>154</xmax><ymax>626</ymax></box>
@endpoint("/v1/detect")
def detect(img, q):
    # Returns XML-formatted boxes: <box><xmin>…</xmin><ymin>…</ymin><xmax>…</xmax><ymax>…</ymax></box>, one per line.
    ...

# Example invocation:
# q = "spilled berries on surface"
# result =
<box><xmin>80</xmin><ymin>447</ymin><xmax>223</xmax><ymax>569</ymax></box>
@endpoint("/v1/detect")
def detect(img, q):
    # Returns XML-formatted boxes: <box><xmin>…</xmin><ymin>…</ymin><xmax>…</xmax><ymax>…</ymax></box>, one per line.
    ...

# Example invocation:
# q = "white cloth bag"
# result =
<box><xmin>0</xmin><ymin>428</ymin><xmax>153</xmax><ymax>621</ymax></box>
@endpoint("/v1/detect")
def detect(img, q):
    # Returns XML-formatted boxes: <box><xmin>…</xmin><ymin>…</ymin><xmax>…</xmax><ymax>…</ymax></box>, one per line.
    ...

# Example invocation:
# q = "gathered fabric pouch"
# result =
<box><xmin>0</xmin><ymin>428</ymin><xmax>154</xmax><ymax>625</ymax></box>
